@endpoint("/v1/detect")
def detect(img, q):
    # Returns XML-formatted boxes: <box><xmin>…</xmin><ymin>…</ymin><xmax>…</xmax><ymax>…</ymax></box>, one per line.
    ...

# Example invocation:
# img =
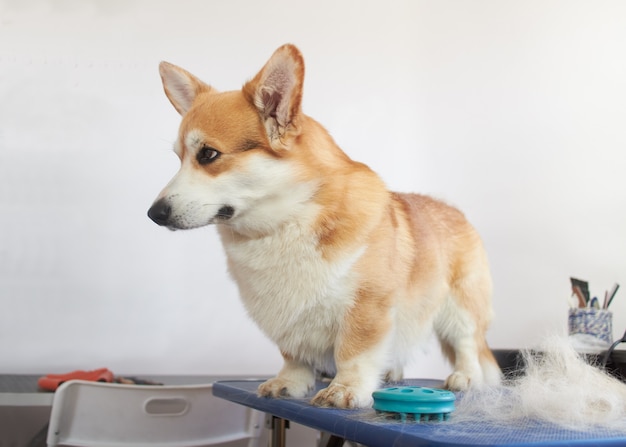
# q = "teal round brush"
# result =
<box><xmin>372</xmin><ymin>386</ymin><xmax>456</xmax><ymax>422</ymax></box>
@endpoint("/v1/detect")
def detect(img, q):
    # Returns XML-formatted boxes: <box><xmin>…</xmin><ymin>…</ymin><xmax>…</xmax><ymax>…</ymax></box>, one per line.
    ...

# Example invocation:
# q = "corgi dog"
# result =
<box><xmin>148</xmin><ymin>44</ymin><xmax>501</xmax><ymax>408</ymax></box>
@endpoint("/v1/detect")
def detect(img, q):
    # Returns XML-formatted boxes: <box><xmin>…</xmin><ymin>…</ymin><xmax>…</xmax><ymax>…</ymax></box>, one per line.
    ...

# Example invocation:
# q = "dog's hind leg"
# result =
<box><xmin>477</xmin><ymin>336</ymin><xmax>502</xmax><ymax>386</ymax></box>
<box><xmin>439</xmin><ymin>331</ymin><xmax>501</xmax><ymax>390</ymax></box>
<box><xmin>438</xmin><ymin>326</ymin><xmax>484</xmax><ymax>390</ymax></box>
<box><xmin>435</xmin><ymin>270</ymin><xmax>501</xmax><ymax>390</ymax></box>
<box><xmin>383</xmin><ymin>367</ymin><xmax>404</xmax><ymax>383</ymax></box>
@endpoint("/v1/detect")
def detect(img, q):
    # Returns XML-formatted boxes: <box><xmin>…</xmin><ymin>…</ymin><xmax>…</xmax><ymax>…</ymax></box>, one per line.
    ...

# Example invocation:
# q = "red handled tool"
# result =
<box><xmin>38</xmin><ymin>368</ymin><xmax>114</xmax><ymax>391</ymax></box>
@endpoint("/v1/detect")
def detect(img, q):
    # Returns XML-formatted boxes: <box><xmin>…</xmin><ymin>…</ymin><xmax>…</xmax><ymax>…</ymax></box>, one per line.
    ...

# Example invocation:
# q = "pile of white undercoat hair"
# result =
<box><xmin>451</xmin><ymin>335</ymin><xmax>626</xmax><ymax>432</ymax></box>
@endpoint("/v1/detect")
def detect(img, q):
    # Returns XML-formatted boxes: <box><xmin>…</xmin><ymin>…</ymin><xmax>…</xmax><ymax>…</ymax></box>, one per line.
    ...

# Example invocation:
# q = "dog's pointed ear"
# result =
<box><xmin>159</xmin><ymin>61</ymin><xmax>215</xmax><ymax>115</ymax></box>
<box><xmin>243</xmin><ymin>44</ymin><xmax>305</xmax><ymax>151</ymax></box>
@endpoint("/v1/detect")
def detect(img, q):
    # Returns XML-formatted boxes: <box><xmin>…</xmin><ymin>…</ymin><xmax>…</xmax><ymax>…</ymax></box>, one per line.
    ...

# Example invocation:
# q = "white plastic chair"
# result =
<box><xmin>46</xmin><ymin>380</ymin><xmax>266</xmax><ymax>447</ymax></box>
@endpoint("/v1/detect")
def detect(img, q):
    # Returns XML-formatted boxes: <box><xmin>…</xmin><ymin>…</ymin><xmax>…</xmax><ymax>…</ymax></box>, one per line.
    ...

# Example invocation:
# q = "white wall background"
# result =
<box><xmin>1</xmin><ymin>0</ymin><xmax>625</xmax><ymax>379</ymax></box>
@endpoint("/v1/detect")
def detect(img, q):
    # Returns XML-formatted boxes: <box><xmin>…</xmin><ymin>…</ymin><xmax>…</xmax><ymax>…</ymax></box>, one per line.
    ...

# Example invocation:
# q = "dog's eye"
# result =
<box><xmin>197</xmin><ymin>146</ymin><xmax>221</xmax><ymax>165</ymax></box>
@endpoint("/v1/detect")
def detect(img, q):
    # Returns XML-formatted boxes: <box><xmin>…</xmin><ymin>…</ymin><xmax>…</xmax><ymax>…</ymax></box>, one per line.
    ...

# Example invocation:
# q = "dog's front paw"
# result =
<box><xmin>311</xmin><ymin>383</ymin><xmax>372</xmax><ymax>409</ymax></box>
<box><xmin>258</xmin><ymin>377</ymin><xmax>312</xmax><ymax>399</ymax></box>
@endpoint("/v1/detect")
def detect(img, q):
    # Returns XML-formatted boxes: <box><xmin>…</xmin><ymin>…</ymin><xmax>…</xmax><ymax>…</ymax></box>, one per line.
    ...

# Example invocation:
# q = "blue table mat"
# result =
<box><xmin>213</xmin><ymin>379</ymin><xmax>626</xmax><ymax>447</ymax></box>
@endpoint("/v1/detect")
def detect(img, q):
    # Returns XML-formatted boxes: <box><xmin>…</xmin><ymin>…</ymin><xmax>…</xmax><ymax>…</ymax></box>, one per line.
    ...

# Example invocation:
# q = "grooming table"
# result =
<box><xmin>213</xmin><ymin>379</ymin><xmax>626</xmax><ymax>447</ymax></box>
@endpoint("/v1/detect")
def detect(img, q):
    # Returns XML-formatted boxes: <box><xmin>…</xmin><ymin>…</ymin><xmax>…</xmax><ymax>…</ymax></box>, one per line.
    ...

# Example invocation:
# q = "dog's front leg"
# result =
<box><xmin>311</xmin><ymin>296</ymin><xmax>392</xmax><ymax>409</ymax></box>
<box><xmin>258</xmin><ymin>352</ymin><xmax>315</xmax><ymax>399</ymax></box>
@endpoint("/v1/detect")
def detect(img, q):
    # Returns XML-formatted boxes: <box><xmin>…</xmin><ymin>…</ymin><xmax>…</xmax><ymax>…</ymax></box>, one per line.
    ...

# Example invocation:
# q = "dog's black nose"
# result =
<box><xmin>147</xmin><ymin>199</ymin><xmax>171</xmax><ymax>226</ymax></box>
<box><xmin>216</xmin><ymin>205</ymin><xmax>235</xmax><ymax>220</ymax></box>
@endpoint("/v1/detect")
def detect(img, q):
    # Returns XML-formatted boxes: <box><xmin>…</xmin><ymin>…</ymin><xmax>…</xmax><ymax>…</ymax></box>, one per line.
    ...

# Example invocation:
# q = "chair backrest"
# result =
<box><xmin>46</xmin><ymin>380</ymin><xmax>266</xmax><ymax>447</ymax></box>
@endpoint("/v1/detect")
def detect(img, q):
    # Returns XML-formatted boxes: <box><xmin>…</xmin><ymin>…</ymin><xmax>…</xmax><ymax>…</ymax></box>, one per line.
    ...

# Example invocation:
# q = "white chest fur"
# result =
<box><xmin>219</xmin><ymin>222</ymin><xmax>363</xmax><ymax>370</ymax></box>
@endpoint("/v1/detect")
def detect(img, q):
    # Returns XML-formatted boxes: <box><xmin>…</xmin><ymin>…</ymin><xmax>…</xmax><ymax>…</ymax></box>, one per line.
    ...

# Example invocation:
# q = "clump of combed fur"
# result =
<box><xmin>452</xmin><ymin>335</ymin><xmax>626</xmax><ymax>431</ymax></box>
